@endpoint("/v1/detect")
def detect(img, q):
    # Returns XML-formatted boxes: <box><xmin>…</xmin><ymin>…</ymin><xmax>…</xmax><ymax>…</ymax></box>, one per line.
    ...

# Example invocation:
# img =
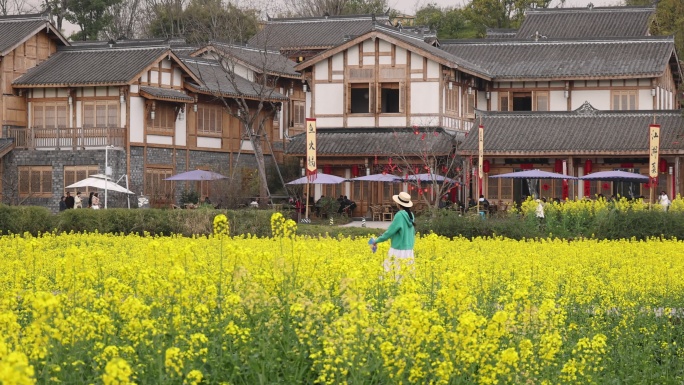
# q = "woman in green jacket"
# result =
<box><xmin>370</xmin><ymin>191</ymin><xmax>416</xmax><ymax>273</ymax></box>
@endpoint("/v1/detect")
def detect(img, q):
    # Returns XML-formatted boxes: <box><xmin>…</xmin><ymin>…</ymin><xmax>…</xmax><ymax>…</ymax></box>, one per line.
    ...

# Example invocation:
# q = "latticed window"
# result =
<box><xmin>445</xmin><ymin>86</ymin><xmax>459</xmax><ymax>113</ymax></box>
<box><xmin>83</xmin><ymin>101</ymin><xmax>119</xmax><ymax>128</ymax></box>
<box><xmin>611</xmin><ymin>90</ymin><xmax>637</xmax><ymax>110</ymax></box>
<box><xmin>32</xmin><ymin>103</ymin><xmax>68</xmax><ymax>128</ymax></box>
<box><xmin>19</xmin><ymin>166</ymin><xmax>52</xmax><ymax>197</ymax></box>
<box><xmin>292</xmin><ymin>100</ymin><xmax>306</xmax><ymax>127</ymax></box>
<box><xmin>197</xmin><ymin>105</ymin><xmax>222</xmax><ymax>134</ymax></box>
<box><xmin>147</xmin><ymin>103</ymin><xmax>176</xmax><ymax>133</ymax></box>
<box><xmin>64</xmin><ymin>165</ymin><xmax>99</xmax><ymax>194</ymax></box>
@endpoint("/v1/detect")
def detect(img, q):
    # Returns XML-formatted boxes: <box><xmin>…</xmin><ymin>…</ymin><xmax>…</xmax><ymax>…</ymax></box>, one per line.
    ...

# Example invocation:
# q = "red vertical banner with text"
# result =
<box><xmin>649</xmin><ymin>124</ymin><xmax>660</xmax><ymax>184</ymax></box>
<box><xmin>306</xmin><ymin>118</ymin><xmax>317</xmax><ymax>181</ymax></box>
<box><xmin>478</xmin><ymin>125</ymin><xmax>484</xmax><ymax>196</ymax></box>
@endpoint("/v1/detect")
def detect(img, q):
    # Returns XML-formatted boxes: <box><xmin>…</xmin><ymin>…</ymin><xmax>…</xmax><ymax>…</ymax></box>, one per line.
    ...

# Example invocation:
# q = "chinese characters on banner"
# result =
<box><xmin>478</xmin><ymin>125</ymin><xmax>484</xmax><ymax>179</ymax></box>
<box><xmin>649</xmin><ymin>125</ymin><xmax>660</xmax><ymax>184</ymax></box>
<box><xmin>306</xmin><ymin>118</ymin><xmax>317</xmax><ymax>181</ymax></box>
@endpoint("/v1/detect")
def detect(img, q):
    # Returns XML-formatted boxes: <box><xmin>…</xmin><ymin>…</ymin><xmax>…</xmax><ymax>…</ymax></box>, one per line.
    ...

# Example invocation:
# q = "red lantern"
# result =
<box><xmin>351</xmin><ymin>165</ymin><xmax>359</xmax><ymax>177</ymax></box>
<box><xmin>482</xmin><ymin>160</ymin><xmax>490</xmax><ymax>173</ymax></box>
<box><xmin>584</xmin><ymin>159</ymin><xmax>593</xmax><ymax>174</ymax></box>
<box><xmin>554</xmin><ymin>159</ymin><xmax>563</xmax><ymax>173</ymax></box>
<box><xmin>584</xmin><ymin>181</ymin><xmax>591</xmax><ymax>197</ymax></box>
<box><xmin>542</xmin><ymin>184</ymin><xmax>549</xmax><ymax>191</ymax></box>
<box><xmin>659</xmin><ymin>159</ymin><xmax>667</xmax><ymax>173</ymax></box>
<box><xmin>441</xmin><ymin>166</ymin><xmax>448</xmax><ymax>174</ymax></box>
<box><xmin>602</xmin><ymin>183</ymin><xmax>610</xmax><ymax>190</ymax></box>
<box><xmin>323</xmin><ymin>165</ymin><xmax>332</xmax><ymax>174</ymax></box>
<box><xmin>520</xmin><ymin>163</ymin><xmax>533</xmax><ymax>170</ymax></box>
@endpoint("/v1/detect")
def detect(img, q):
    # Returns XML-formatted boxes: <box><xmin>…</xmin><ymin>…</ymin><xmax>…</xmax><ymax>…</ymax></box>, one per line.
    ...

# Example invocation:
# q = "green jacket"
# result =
<box><xmin>375</xmin><ymin>210</ymin><xmax>415</xmax><ymax>250</ymax></box>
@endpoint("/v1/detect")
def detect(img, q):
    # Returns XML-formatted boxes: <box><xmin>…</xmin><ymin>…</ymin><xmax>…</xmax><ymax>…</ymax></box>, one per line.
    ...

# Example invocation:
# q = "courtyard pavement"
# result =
<box><xmin>341</xmin><ymin>220</ymin><xmax>391</xmax><ymax>229</ymax></box>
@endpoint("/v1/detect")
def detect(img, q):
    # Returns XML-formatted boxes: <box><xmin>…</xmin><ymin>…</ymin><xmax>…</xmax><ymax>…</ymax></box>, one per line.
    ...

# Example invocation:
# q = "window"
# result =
<box><xmin>512</xmin><ymin>92</ymin><xmax>532</xmax><ymax>111</ymax></box>
<box><xmin>499</xmin><ymin>93</ymin><xmax>509</xmax><ymax>112</ymax></box>
<box><xmin>144</xmin><ymin>167</ymin><xmax>174</xmax><ymax>207</ymax></box>
<box><xmin>83</xmin><ymin>101</ymin><xmax>119</xmax><ymax>128</ymax></box>
<box><xmin>445</xmin><ymin>86</ymin><xmax>459</xmax><ymax>113</ymax></box>
<box><xmin>292</xmin><ymin>100</ymin><xmax>306</xmax><ymax>127</ymax></box>
<box><xmin>379</xmin><ymin>83</ymin><xmax>400</xmax><ymax>113</ymax></box>
<box><xmin>197</xmin><ymin>105</ymin><xmax>222</xmax><ymax>134</ymax></box>
<box><xmin>535</xmin><ymin>91</ymin><xmax>549</xmax><ymax>111</ymax></box>
<box><xmin>64</xmin><ymin>165</ymin><xmax>99</xmax><ymax>194</ymax></box>
<box><xmin>463</xmin><ymin>90</ymin><xmax>476</xmax><ymax>117</ymax></box>
<box><xmin>147</xmin><ymin>103</ymin><xmax>176</xmax><ymax>133</ymax></box>
<box><xmin>19</xmin><ymin>166</ymin><xmax>52</xmax><ymax>197</ymax></box>
<box><xmin>32</xmin><ymin>103</ymin><xmax>68</xmax><ymax>128</ymax></box>
<box><xmin>349</xmin><ymin>83</ymin><xmax>370</xmax><ymax>114</ymax></box>
<box><xmin>612</xmin><ymin>90</ymin><xmax>637</xmax><ymax>110</ymax></box>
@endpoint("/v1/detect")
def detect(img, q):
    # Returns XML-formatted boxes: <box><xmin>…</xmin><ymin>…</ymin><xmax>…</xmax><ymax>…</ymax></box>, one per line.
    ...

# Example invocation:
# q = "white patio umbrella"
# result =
<box><xmin>286</xmin><ymin>173</ymin><xmax>347</xmax><ymax>185</ymax></box>
<box><xmin>66</xmin><ymin>177</ymin><xmax>135</xmax><ymax>194</ymax></box>
<box><xmin>350</xmin><ymin>173</ymin><xmax>402</xmax><ymax>182</ymax></box>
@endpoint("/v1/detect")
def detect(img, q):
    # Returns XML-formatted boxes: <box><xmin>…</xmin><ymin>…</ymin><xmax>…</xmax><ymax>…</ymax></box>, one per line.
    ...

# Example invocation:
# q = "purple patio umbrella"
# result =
<box><xmin>164</xmin><ymin>169</ymin><xmax>228</xmax><ymax>181</ymax></box>
<box><xmin>406</xmin><ymin>173</ymin><xmax>457</xmax><ymax>184</ymax></box>
<box><xmin>489</xmin><ymin>169</ymin><xmax>577</xmax><ymax>180</ymax></box>
<box><xmin>350</xmin><ymin>173</ymin><xmax>402</xmax><ymax>182</ymax></box>
<box><xmin>579</xmin><ymin>170</ymin><xmax>649</xmax><ymax>182</ymax></box>
<box><xmin>286</xmin><ymin>173</ymin><xmax>347</xmax><ymax>185</ymax></box>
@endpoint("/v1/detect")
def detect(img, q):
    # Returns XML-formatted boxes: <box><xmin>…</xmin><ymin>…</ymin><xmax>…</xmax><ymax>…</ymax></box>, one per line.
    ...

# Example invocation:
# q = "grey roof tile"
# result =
<box><xmin>0</xmin><ymin>15</ymin><xmax>51</xmax><ymax>55</ymax></box>
<box><xmin>517</xmin><ymin>7</ymin><xmax>654</xmax><ymax>39</ymax></box>
<box><xmin>248</xmin><ymin>14</ymin><xmax>391</xmax><ymax>50</ymax></box>
<box><xmin>486</xmin><ymin>28</ymin><xmax>517</xmax><ymax>39</ymax></box>
<box><xmin>440</xmin><ymin>37</ymin><xmax>674</xmax><ymax>80</ymax></box>
<box><xmin>13</xmin><ymin>47</ymin><xmax>168</xmax><ymax>86</ymax></box>
<box><xmin>181</xmin><ymin>57</ymin><xmax>287</xmax><ymax>100</ymax></box>
<box><xmin>139</xmin><ymin>86</ymin><xmax>194</xmax><ymax>102</ymax></box>
<box><xmin>209</xmin><ymin>42</ymin><xmax>300</xmax><ymax>77</ymax></box>
<box><xmin>460</xmin><ymin>104</ymin><xmax>684</xmax><ymax>154</ymax></box>
<box><xmin>286</xmin><ymin>128</ymin><xmax>456</xmax><ymax>156</ymax></box>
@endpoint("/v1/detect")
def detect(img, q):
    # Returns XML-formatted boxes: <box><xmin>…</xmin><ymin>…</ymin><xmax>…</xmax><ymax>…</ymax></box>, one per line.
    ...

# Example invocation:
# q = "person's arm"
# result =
<box><xmin>374</xmin><ymin>211</ymin><xmax>403</xmax><ymax>244</ymax></box>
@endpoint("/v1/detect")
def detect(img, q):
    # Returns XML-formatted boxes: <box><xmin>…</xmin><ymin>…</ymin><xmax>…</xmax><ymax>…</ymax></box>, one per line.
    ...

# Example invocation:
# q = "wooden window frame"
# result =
<box><xmin>19</xmin><ymin>165</ymin><xmax>52</xmax><ymax>197</ymax></box>
<box><xmin>147</xmin><ymin>103</ymin><xmax>176</xmax><ymax>134</ymax></box>
<box><xmin>445</xmin><ymin>86</ymin><xmax>459</xmax><ymax>113</ymax></box>
<box><xmin>499</xmin><ymin>92</ymin><xmax>510</xmax><ymax>112</ymax></box>
<box><xmin>348</xmin><ymin>83</ymin><xmax>372</xmax><ymax>114</ymax></box>
<box><xmin>535</xmin><ymin>91</ymin><xmax>549</xmax><ymax>112</ymax></box>
<box><xmin>463</xmin><ymin>90</ymin><xmax>476</xmax><ymax>118</ymax></box>
<box><xmin>378</xmin><ymin>82</ymin><xmax>403</xmax><ymax>114</ymax></box>
<box><xmin>196</xmin><ymin>104</ymin><xmax>223</xmax><ymax>135</ymax></box>
<box><xmin>64</xmin><ymin>165</ymin><xmax>99</xmax><ymax>195</ymax></box>
<box><xmin>83</xmin><ymin>100</ymin><xmax>120</xmax><ymax>128</ymax></box>
<box><xmin>291</xmin><ymin>100</ymin><xmax>306</xmax><ymax>127</ymax></box>
<box><xmin>611</xmin><ymin>90</ymin><xmax>638</xmax><ymax>111</ymax></box>
<box><xmin>32</xmin><ymin>102</ymin><xmax>68</xmax><ymax>128</ymax></box>
<box><xmin>144</xmin><ymin>167</ymin><xmax>174</xmax><ymax>206</ymax></box>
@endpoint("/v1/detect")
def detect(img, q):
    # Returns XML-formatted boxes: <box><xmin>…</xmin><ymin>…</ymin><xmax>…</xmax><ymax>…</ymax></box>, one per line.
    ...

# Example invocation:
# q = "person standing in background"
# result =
<box><xmin>65</xmin><ymin>192</ymin><xmax>75</xmax><ymax>209</ymax></box>
<box><xmin>74</xmin><ymin>191</ymin><xmax>82</xmax><ymax>209</ymax></box>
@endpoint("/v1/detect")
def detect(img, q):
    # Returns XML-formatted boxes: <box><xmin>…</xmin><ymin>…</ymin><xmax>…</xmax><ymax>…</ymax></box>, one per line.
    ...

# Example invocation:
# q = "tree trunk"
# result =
<box><xmin>245</xmin><ymin>121</ymin><xmax>271</xmax><ymax>207</ymax></box>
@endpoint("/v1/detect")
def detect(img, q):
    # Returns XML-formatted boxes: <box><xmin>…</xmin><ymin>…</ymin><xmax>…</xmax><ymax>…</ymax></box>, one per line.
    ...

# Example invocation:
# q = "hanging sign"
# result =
<box><xmin>649</xmin><ymin>124</ymin><xmax>660</xmax><ymax>180</ymax></box>
<box><xmin>306</xmin><ymin>118</ymin><xmax>317</xmax><ymax>181</ymax></box>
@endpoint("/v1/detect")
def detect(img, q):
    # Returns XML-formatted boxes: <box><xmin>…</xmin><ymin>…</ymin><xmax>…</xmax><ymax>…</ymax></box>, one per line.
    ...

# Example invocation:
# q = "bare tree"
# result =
<box><xmin>0</xmin><ymin>0</ymin><xmax>31</xmax><ymax>15</ymax></box>
<box><xmin>281</xmin><ymin>0</ymin><xmax>387</xmax><ymax>17</ymax></box>
<box><xmin>101</xmin><ymin>0</ymin><xmax>144</xmax><ymax>39</ymax></box>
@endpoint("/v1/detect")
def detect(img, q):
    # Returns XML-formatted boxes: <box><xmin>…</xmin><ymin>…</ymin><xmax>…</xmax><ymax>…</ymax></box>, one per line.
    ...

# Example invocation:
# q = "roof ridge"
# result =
<box><xmin>477</xmin><ymin>109</ymin><xmax>683</xmax><ymax>118</ymax></box>
<box><xmin>210</xmin><ymin>41</ymin><xmax>283</xmax><ymax>55</ymax></box>
<box><xmin>58</xmin><ymin>45</ymin><xmax>169</xmax><ymax>53</ymax></box>
<box><xmin>525</xmin><ymin>6</ymin><xmax>655</xmax><ymax>13</ymax></box>
<box><xmin>441</xmin><ymin>36</ymin><xmax>674</xmax><ymax>46</ymax></box>
<box><xmin>0</xmin><ymin>13</ymin><xmax>48</xmax><ymax>22</ymax></box>
<box><xmin>267</xmin><ymin>14</ymin><xmax>389</xmax><ymax>23</ymax></box>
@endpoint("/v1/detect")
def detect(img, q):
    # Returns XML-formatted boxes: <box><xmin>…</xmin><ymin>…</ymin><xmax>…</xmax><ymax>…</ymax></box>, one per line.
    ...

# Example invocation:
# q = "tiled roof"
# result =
<box><xmin>486</xmin><ymin>28</ymin><xmax>517</xmax><ymax>39</ymax></box>
<box><xmin>0</xmin><ymin>14</ymin><xmax>65</xmax><ymax>55</ymax></box>
<box><xmin>440</xmin><ymin>37</ymin><xmax>674</xmax><ymax>80</ymax></box>
<box><xmin>208</xmin><ymin>42</ymin><xmax>300</xmax><ymax>77</ymax></box>
<box><xmin>516</xmin><ymin>7</ymin><xmax>654</xmax><ymax>39</ymax></box>
<box><xmin>248</xmin><ymin>14</ymin><xmax>391</xmax><ymax>50</ymax></box>
<box><xmin>459</xmin><ymin>103</ymin><xmax>684</xmax><ymax>155</ymax></box>
<box><xmin>13</xmin><ymin>46</ymin><xmax>168</xmax><ymax>86</ymax></box>
<box><xmin>286</xmin><ymin>128</ymin><xmax>457</xmax><ymax>156</ymax></box>
<box><xmin>139</xmin><ymin>86</ymin><xmax>194</xmax><ymax>102</ymax></box>
<box><xmin>181</xmin><ymin>57</ymin><xmax>287</xmax><ymax>100</ymax></box>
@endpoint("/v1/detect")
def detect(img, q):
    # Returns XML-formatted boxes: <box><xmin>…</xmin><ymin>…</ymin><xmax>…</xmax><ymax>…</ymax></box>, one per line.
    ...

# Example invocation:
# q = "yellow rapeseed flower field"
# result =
<box><xmin>0</xmin><ymin>216</ymin><xmax>683</xmax><ymax>384</ymax></box>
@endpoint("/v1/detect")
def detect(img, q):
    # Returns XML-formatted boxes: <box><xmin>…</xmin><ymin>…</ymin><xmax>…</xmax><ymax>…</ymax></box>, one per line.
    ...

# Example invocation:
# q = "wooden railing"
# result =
<box><xmin>8</xmin><ymin>127</ymin><xmax>125</xmax><ymax>150</ymax></box>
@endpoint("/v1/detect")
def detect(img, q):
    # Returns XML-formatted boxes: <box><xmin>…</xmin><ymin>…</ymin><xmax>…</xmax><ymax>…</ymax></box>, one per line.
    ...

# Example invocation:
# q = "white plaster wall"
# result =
<box><xmin>57</xmin><ymin>89</ymin><xmax>67</xmax><ymax>97</ymax></box>
<box><xmin>427</xmin><ymin>60</ymin><xmax>439</xmax><ymax>79</ymax></box>
<box><xmin>410</xmin><ymin>52</ymin><xmax>423</xmax><ymax>69</ymax></box>
<box><xmin>75</xmin><ymin>101</ymin><xmax>81</xmax><ymax>127</ymax></box>
<box><xmin>197</xmin><ymin>137</ymin><xmax>222</xmax><ymax>148</ymax></box>
<box><xmin>149</xmin><ymin>71</ymin><xmax>158</xmax><ymax>85</ymax></box>
<box><xmin>161</xmin><ymin>72</ymin><xmax>171</xmax><ymax>86</ymax></box>
<box><xmin>410</xmin><ymin>82</ymin><xmax>439</xmax><ymax>113</ymax></box>
<box><xmin>83</xmin><ymin>87</ymin><xmax>94</xmax><ymax>97</ymax></box>
<box><xmin>241</xmin><ymin>141</ymin><xmax>254</xmax><ymax>151</ymax></box>
<box><xmin>347</xmin><ymin>45</ymin><xmax>359</xmax><ymax>65</ymax></box>
<box><xmin>477</xmin><ymin>92</ymin><xmax>486</xmax><ymax>110</ymax></box>
<box><xmin>130</xmin><ymin>84</ymin><xmax>139</xmax><ymax>93</ymax></box>
<box><xmin>571</xmin><ymin>90</ymin><xmax>610</xmax><ymax>110</ymax></box>
<box><xmin>347</xmin><ymin>116</ymin><xmax>375</xmax><ymax>127</ymax></box>
<box><xmin>161</xmin><ymin>59</ymin><xmax>172</xmax><ymax>69</ymax></box>
<box><xmin>490</xmin><ymin>92</ymin><xmax>499</xmax><ymax>110</ymax></box>
<box><xmin>363</xmin><ymin>39</ymin><xmax>373</xmax><ymax>52</ymax></box>
<box><xmin>314</xmin><ymin>83</ymin><xmax>344</xmax><ymax>115</ymax></box>
<box><xmin>173</xmin><ymin>68</ymin><xmax>182</xmax><ymax>87</ymax></box>
<box><xmin>232</xmin><ymin>64</ymin><xmax>252</xmax><ymax>82</ymax></box>
<box><xmin>315</xmin><ymin>61</ymin><xmax>328</xmax><ymax>80</ymax></box>
<box><xmin>306</xmin><ymin>91</ymin><xmax>312</xmax><ymax>119</ymax></box>
<box><xmin>130</xmin><ymin>96</ymin><xmax>145</xmax><ymax>143</ymax></box>
<box><xmin>638</xmin><ymin>89</ymin><xmax>652</xmax><ymax>109</ymax></box>
<box><xmin>332</xmin><ymin>53</ymin><xmax>344</xmax><ymax>70</ymax></box>
<box><xmin>378</xmin><ymin>116</ymin><xmax>406</xmax><ymax>126</ymax></box>
<box><xmin>550</xmin><ymin>90</ymin><xmax>566</xmax><ymax>111</ymax></box>
<box><xmin>147</xmin><ymin>135</ymin><xmax>173</xmax><ymax>145</ymax></box>
<box><xmin>396</xmin><ymin>47</ymin><xmax>406</xmax><ymax>65</ymax></box>
<box><xmin>363</xmin><ymin>54</ymin><xmax>374</xmax><ymax>66</ymax></box>
<box><xmin>140</xmin><ymin>72</ymin><xmax>148</xmax><ymax>83</ymax></box>
<box><xmin>410</xmin><ymin>116</ymin><xmax>440</xmax><ymax>127</ymax></box>
<box><xmin>96</xmin><ymin>87</ymin><xmax>107</xmax><ymax>96</ymax></box>
<box><xmin>411</xmin><ymin>73</ymin><xmax>423</xmax><ymax>79</ymax></box>
<box><xmin>332</xmin><ymin>75</ymin><xmax>344</xmax><ymax>81</ymax></box>
<box><xmin>379</xmin><ymin>56</ymin><xmax>391</xmax><ymax>65</ymax></box>
<box><xmin>175</xmin><ymin>112</ymin><xmax>186</xmax><ymax>146</ymax></box>
<box><xmin>315</xmin><ymin>117</ymin><xmax>343</xmax><ymax>127</ymax></box>
<box><xmin>45</xmin><ymin>88</ymin><xmax>56</xmax><ymax>97</ymax></box>
<box><xmin>379</xmin><ymin>40</ymin><xmax>391</xmax><ymax>52</ymax></box>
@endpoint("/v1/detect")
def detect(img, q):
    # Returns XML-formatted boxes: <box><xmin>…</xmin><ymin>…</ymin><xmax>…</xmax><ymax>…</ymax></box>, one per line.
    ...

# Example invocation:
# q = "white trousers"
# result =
<box><xmin>383</xmin><ymin>248</ymin><xmax>415</xmax><ymax>279</ymax></box>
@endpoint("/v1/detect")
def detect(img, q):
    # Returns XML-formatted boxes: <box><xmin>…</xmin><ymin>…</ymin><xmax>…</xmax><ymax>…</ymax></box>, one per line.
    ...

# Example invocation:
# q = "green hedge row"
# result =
<box><xmin>417</xmin><ymin>209</ymin><xmax>684</xmax><ymax>240</ymax></box>
<box><xmin>0</xmin><ymin>205</ymin><xmax>383</xmax><ymax>238</ymax></box>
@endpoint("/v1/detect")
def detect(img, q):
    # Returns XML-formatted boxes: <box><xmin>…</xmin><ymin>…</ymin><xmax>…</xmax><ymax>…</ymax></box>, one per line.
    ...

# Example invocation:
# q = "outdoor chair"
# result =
<box><xmin>370</xmin><ymin>205</ymin><xmax>383</xmax><ymax>221</ymax></box>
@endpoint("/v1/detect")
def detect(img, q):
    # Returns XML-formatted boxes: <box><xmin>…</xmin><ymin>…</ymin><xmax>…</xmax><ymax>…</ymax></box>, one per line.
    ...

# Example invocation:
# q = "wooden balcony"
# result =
<box><xmin>8</xmin><ymin>127</ymin><xmax>126</xmax><ymax>150</ymax></box>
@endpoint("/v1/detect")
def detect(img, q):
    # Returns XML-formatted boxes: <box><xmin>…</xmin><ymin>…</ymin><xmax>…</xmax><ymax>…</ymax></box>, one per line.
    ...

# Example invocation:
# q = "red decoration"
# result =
<box><xmin>421</xmin><ymin>133</ymin><xmax>426</xmax><ymax>140</ymax></box>
<box><xmin>482</xmin><ymin>160</ymin><xmax>490</xmax><ymax>173</ymax></box>
<box><xmin>659</xmin><ymin>159</ymin><xmax>667</xmax><ymax>173</ymax></box>
<box><xmin>554</xmin><ymin>159</ymin><xmax>563</xmax><ymax>173</ymax></box>
<box><xmin>562</xmin><ymin>180</ymin><xmax>569</xmax><ymax>200</ymax></box>
<box><xmin>644</xmin><ymin>182</ymin><xmax>651</xmax><ymax>189</ymax></box>
<box><xmin>584</xmin><ymin>159</ymin><xmax>593</xmax><ymax>174</ymax></box>
<box><xmin>520</xmin><ymin>163</ymin><xmax>533</xmax><ymax>170</ymax></box>
<box><xmin>602</xmin><ymin>183</ymin><xmax>610</xmax><ymax>190</ymax></box>
<box><xmin>323</xmin><ymin>165</ymin><xmax>332</xmax><ymax>174</ymax></box>
<box><xmin>584</xmin><ymin>181</ymin><xmax>591</xmax><ymax>197</ymax></box>
<box><xmin>542</xmin><ymin>184</ymin><xmax>549</xmax><ymax>191</ymax></box>
<box><xmin>441</xmin><ymin>166</ymin><xmax>448</xmax><ymax>174</ymax></box>
<box><xmin>351</xmin><ymin>165</ymin><xmax>359</xmax><ymax>177</ymax></box>
<box><xmin>620</xmin><ymin>163</ymin><xmax>634</xmax><ymax>169</ymax></box>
